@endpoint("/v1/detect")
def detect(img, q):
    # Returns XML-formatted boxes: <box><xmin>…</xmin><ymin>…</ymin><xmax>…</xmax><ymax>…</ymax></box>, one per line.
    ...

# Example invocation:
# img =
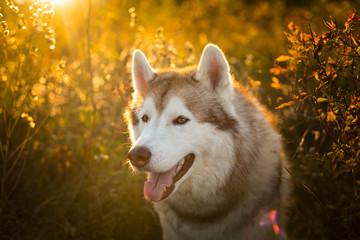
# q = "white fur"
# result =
<box><xmin>131</xmin><ymin>97</ymin><xmax>195</xmax><ymax>173</ymax></box>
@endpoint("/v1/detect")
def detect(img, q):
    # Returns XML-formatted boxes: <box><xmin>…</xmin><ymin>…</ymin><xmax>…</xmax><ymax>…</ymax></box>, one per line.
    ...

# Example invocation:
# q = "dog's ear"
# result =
<box><xmin>132</xmin><ymin>50</ymin><xmax>155</xmax><ymax>99</ymax></box>
<box><xmin>196</xmin><ymin>44</ymin><xmax>233</xmax><ymax>99</ymax></box>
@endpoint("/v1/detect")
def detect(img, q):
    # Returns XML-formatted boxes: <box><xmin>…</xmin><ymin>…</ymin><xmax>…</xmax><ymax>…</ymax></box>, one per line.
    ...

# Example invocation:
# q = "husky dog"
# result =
<box><xmin>125</xmin><ymin>44</ymin><xmax>290</xmax><ymax>240</ymax></box>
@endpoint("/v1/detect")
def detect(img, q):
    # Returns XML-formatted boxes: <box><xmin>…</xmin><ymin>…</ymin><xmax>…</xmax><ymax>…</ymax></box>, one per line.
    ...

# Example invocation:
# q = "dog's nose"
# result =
<box><xmin>128</xmin><ymin>146</ymin><xmax>151</xmax><ymax>168</ymax></box>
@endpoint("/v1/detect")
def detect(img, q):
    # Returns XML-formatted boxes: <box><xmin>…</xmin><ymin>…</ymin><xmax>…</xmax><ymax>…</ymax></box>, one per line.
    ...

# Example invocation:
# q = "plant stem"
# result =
<box><xmin>86</xmin><ymin>0</ymin><xmax>96</xmax><ymax>168</ymax></box>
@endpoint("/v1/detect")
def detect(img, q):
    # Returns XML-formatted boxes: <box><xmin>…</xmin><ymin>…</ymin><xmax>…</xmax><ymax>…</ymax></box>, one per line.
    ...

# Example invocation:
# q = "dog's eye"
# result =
<box><xmin>141</xmin><ymin>115</ymin><xmax>149</xmax><ymax>122</ymax></box>
<box><xmin>173</xmin><ymin>116</ymin><xmax>189</xmax><ymax>125</ymax></box>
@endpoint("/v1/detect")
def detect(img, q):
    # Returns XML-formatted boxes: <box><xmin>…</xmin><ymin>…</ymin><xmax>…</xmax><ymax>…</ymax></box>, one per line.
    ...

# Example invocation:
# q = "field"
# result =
<box><xmin>1</xmin><ymin>0</ymin><xmax>360</xmax><ymax>239</ymax></box>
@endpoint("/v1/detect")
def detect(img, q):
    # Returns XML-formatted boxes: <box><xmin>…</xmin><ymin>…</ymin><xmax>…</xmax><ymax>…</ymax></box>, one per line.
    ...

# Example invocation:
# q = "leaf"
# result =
<box><xmin>348</xmin><ymin>11</ymin><xmax>356</xmax><ymax>21</ymax></box>
<box><xmin>352</xmin><ymin>36</ymin><xmax>359</xmax><ymax>46</ymax></box>
<box><xmin>327</xmin><ymin>56</ymin><xmax>336</xmax><ymax>65</ymax></box>
<box><xmin>275</xmin><ymin>55</ymin><xmax>293</xmax><ymax>62</ymax></box>
<box><xmin>248</xmin><ymin>76</ymin><xmax>261</xmax><ymax>87</ymax></box>
<box><xmin>347</xmin><ymin>11</ymin><xmax>359</xmax><ymax>22</ymax></box>
<box><xmin>272</xmin><ymin>76</ymin><xmax>279</xmax><ymax>84</ymax></box>
<box><xmin>271</xmin><ymin>77</ymin><xmax>282</xmax><ymax>89</ymax></box>
<box><xmin>300</xmin><ymin>32</ymin><xmax>312</xmax><ymax>42</ymax></box>
<box><xmin>351</xmin><ymin>115</ymin><xmax>358</xmax><ymax>124</ymax></box>
<box><xmin>326</xmin><ymin>111</ymin><xmax>336</xmax><ymax>122</ymax></box>
<box><xmin>317</xmin><ymin>97</ymin><xmax>329</xmax><ymax>103</ymax></box>
<box><xmin>275</xmin><ymin>101</ymin><xmax>295</xmax><ymax>109</ymax></box>
<box><xmin>323</xmin><ymin>20</ymin><xmax>336</xmax><ymax>29</ymax></box>
<box><xmin>284</xmin><ymin>32</ymin><xmax>299</xmax><ymax>44</ymax></box>
<box><xmin>269</xmin><ymin>66</ymin><xmax>283</xmax><ymax>75</ymax></box>
<box><xmin>288</xmin><ymin>21</ymin><xmax>295</xmax><ymax>31</ymax></box>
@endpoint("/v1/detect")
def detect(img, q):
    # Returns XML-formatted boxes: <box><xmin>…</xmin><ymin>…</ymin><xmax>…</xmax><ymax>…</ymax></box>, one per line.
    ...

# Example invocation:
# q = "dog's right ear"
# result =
<box><xmin>132</xmin><ymin>50</ymin><xmax>155</xmax><ymax>99</ymax></box>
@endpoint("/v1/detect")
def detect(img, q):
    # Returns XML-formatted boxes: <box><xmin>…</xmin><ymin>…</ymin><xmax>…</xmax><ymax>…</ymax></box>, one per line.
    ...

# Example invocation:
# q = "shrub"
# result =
<box><xmin>1</xmin><ymin>0</ymin><xmax>359</xmax><ymax>239</ymax></box>
<box><xmin>272</xmin><ymin>10</ymin><xmax>360</xmax><ymax>239</ymax></box>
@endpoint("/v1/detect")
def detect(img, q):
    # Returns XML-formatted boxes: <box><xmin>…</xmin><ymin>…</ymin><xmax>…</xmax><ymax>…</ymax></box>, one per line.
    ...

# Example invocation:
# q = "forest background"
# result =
<box><xmin>1</xmin><ymin>0</ymin><xmax>360</xmax><ymax>239</ymax></box>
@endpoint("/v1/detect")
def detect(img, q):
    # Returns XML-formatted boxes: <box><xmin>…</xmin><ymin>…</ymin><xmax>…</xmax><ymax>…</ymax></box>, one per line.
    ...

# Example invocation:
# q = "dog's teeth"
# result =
<box><xmin>164</xmin><ymin>186</ymin><xmax>167</xmax><ymax>192</ymax></box>
<box><xmin>176</xmin><ymin>164</ymin><xmax>182</xmax><ymax>173</ymax></box>
<box><xmin>179</xmin><ymin>159</ymin><xmax>185</xmax><ymax>165</ymax></box>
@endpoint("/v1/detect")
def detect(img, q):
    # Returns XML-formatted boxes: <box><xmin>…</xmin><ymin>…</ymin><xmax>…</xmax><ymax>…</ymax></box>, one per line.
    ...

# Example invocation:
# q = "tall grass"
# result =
<box><xmin>0</xmin><ymin>0</ymin><xmax>359</xmax><ymax>239</ymax></box>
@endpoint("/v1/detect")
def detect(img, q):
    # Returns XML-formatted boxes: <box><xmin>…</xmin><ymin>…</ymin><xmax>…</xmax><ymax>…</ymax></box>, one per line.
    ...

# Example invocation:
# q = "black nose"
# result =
<box><xmin>128</xmin><ymin>146</ymin><xmax>151</xmax><ymax>168</ymax></box>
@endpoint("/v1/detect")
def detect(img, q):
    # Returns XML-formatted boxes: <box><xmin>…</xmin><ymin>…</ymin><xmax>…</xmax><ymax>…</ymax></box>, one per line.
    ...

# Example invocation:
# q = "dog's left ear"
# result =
<box><xmin>196</xmin><ymin>44</ymin><xmax>233</xmax><ymax>99</ymax></box>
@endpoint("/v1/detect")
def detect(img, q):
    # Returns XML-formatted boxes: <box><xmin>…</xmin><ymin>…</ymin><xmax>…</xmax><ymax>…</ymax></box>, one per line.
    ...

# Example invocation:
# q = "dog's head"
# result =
<box><xmin>125</xmin><ymin>44</ymin><xmax>235</xmax><ymax>202</ymax></box>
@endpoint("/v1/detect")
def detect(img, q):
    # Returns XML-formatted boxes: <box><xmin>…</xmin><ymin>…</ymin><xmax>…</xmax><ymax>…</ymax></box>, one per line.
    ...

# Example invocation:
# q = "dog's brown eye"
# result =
<box><xmin>173</xmin><ymin>116</ymin><xmax>189</xmax><ymax>125</ymax></box>
<box><xmin>141</xmin><ymin>115</ymin><xmax>149</xmax><ymax>122</ymax></box>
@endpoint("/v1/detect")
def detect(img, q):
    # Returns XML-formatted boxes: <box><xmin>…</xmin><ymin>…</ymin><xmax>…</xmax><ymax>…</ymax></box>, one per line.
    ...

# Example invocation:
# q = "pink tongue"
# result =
<box><xmin>144</xmin><ymin>165</ymin><xmax>177</xmax><ymax>202</ymax></box>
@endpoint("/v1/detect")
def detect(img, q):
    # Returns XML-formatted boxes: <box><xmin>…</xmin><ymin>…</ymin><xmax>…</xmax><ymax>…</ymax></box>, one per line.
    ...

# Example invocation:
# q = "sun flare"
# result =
<box><xmin>50</xmin><ymin>0</ymin><xmax>71</xmax><ymax>5</ymax></box>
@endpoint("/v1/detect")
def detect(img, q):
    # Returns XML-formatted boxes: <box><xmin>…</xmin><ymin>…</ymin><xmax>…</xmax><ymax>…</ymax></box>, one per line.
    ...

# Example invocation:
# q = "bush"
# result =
<box><xmin>1</xmin><ymin>0</ymin><xmax>359</xmax><ymax>239</ymax></box>
<box><xmin>273</xmin><ymin>11</ymin><xmax>360</xmax><ymax>240</ymax></box>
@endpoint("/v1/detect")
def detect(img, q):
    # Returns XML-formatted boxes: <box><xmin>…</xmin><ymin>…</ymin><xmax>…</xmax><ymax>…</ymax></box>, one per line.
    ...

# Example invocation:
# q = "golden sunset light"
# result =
<box><xmin>50</xmin><ymin>0</ymin><xmax>71</xmax><ymax>5</ymax></box>
<box><xmin>1</xmin><ymin>0</ymin><xmax>360</xmax><ymax>239</ymax></box>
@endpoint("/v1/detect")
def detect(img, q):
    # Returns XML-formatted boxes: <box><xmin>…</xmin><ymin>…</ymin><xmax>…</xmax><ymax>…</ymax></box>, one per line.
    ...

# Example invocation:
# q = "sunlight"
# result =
<box><xmin>50</xmin><ymin>0</ymin><xmax>71</xmax><ymax>6</ymax></box>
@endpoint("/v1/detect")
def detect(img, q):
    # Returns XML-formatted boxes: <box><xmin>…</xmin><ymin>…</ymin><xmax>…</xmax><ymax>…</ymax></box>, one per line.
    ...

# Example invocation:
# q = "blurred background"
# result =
<box><xmin>1</xmin><ymin>0</ymin><xmax>360</xmax><ymax>239</ymax></box>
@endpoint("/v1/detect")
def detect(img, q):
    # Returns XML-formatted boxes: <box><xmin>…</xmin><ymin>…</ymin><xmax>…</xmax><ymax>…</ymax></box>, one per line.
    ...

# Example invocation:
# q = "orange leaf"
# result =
<box><xmin>352</xmin><ymin>115</ymin><xmax>358</xmax><ymax>124</ymax></box>
<box><xmin>271</xmin><ymin>77</ymin><xmax>282</xmax><ymax>89</ymax></box>
<box><xmin>248</xmin><ymin>76</ymin><xmax>261</xmax><ymax>87</ymax></box>
<box><xmin>275</xmin><ymin>101</ymin><xmax>295</xmax><ymax>109</ymax></box>
<box><xmin>284</xmin><ymin>32</ymin><xmax>299</xmax><ymax>44</ymax></box>
<box><xmin>326</xmin><ymin>111</ymin><xmax>336</xmax><ymax>122</ymax></box>
<box><xmin>352</xmin><ymin>37</ymin><xmax>359</xmax><ymax>46</ymax></box>
<box><xmin>288</xmin><ymin>21</ymin><xmax>295</xmax><ymax>31</ymax></box>
<box><xmin>347</xmin><ymin>11</ymin><xmax>358</xmax><ymax>22</ymax></box>
<box><xmin>270</xmin><ymin>66</ymin><xmax>284</xmax><ymax>75</ymax></box>
<box><xmin>275</xmin><ymin>55</ymin><xmax>293</xmax><ymax>62</ymax></box>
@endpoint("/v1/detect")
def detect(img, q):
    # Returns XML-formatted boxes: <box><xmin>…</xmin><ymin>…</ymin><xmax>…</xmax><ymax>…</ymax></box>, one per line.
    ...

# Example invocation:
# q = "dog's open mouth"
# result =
<box><xmin>144</xmin><ymin>153</ymin><xmax>195</xmax><ymax>202</ymax></box>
